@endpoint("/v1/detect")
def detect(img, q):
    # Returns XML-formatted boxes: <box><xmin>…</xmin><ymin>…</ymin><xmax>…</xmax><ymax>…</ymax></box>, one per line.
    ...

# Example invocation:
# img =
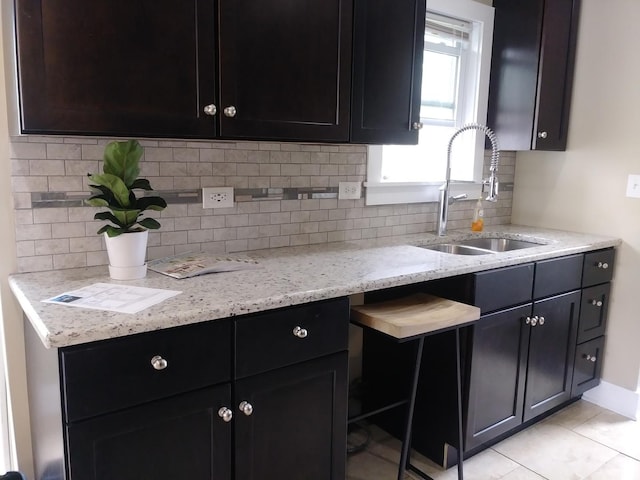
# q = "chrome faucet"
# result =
<box><xmin>437</xmin><ymin>123</ymin><xmax>500</xmax><ymax>236</ymax></box>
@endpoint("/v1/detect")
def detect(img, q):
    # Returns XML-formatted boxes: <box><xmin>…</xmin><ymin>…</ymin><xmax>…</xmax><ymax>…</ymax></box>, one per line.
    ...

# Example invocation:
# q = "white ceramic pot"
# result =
<box><xmin>104</xmin><ymin>230</ymin><xmax>149</xmax><ymax>280</ymax></box>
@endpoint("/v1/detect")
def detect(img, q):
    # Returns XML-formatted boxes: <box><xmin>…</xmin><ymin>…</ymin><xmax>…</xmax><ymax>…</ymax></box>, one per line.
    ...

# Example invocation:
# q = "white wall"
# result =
<box><xmin>0</xmin><ymin>4</ymin><xmax>34</xmax><ymax>477</ymax></box>
<box><xmin>512</xmin><ymin>0</ymin><xmax>640</xmax><ymax>407</ymax></box>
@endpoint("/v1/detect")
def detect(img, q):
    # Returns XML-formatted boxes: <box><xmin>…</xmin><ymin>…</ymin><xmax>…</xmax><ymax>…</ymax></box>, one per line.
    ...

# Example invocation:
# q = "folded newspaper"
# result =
<box><xmin>148</xmin><ymin>252</ymin><xmax>259</xmax><ymax>279</ymax></box>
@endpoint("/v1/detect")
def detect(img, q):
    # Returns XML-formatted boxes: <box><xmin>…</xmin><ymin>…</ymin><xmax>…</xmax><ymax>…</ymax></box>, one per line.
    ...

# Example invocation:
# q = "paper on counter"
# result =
<box><xmin>43</xmin><ymin>283</ymin><xmax>182</xmax><ymax>314</ymax></box>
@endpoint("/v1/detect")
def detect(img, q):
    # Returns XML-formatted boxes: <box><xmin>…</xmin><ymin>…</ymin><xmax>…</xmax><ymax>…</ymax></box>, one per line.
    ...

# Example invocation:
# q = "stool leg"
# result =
<box><xmin>455</xmin><ymin>328</ymin><xmax>464</xmax><ymax>480</ymax></box>
<box><xmin>397</xmin><ymin>337</ymin><xmax>425</xmax><ymax>480</ymax></box>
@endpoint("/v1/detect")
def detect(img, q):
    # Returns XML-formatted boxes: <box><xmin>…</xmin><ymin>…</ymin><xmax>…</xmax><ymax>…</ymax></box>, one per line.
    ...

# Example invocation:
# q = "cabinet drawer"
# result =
<box><xmin>578</xmin><ymin>284</ymin><xmax>610</xmax><ymax>343</ymax></box>
<box><xmin>235</xmin><ymin>298</ymin><xmax>349</xmax><ymax>378</ymax></box>
<box><xmin>572</xmin><ymin>336</ymin><xmax>605</xmax><ymax>397</ymax></box>
<box><xmin>534</xmin><ymin>254</ymin><xmax>583</xmax><ymax>299</ymax></box>
<box><xmin>474</xmin><ymin>263</ymin><xmax>534</xmax><ymax>313</ymax></box>
<box><xmin>582</xmin><ymin>249</ymin><xmax>615</xmax><ymax>287</ymax></box>
<box><xmin>61</xmin><ymin>320</ymin><xmax>231</xmax><ymax>423</ymax></box>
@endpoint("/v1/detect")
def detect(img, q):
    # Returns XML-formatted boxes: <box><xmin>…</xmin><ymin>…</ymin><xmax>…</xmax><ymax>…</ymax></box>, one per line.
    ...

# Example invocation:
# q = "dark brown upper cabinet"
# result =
<box><xmin>487</xmin><ymin>0</ymin><xmax>581</xmax><ymax>151</ymax></box>
<box><xmin>218</xmin><ymin>0</ymin><xmax>353</xmax><ymax>143</ymax></box>
<box><xmin>350</xmin><ymin>0</ymin><xmax>426</xmax><ymax>145</ymax></box>
<box><xmin>14</xmin><ymin>0</ymin><xmax>353</xmax><ymax>143</ymax></box>
<box><xmin>15</xmin><ymin>0</ymin><xmax>218</xmax><ymax>139</ymax></box>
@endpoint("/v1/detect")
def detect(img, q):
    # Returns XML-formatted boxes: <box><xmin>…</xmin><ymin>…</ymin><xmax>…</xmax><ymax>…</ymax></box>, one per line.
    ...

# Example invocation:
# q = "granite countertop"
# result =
<box><xmin>9</xmin><ymin>225</ymin><xmax>621</xmax><ymax>349</ymax></box>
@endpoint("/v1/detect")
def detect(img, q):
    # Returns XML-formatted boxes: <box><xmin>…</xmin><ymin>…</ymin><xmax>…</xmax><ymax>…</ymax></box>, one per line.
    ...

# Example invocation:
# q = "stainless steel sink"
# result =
<box><xmin>419</xmin><ymin>244</ymin><xmax>494</xmax><ymax>255</ymax></box>
<box><xmin>419</xmin><ymin>237</ymin><xmax>543</xmax><ymax>255</ymax></box>
<box><xmin>455</xmin><ymin>237</ymin><xmax>541</xmax><ymax>252</ymax></box>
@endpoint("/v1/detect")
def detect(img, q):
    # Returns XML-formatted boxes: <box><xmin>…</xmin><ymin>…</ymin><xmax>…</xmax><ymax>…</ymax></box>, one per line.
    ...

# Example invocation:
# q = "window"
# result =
<box><xmin>365</xmin><ymin>0</ymin><xmax>494</xmax><ymax>206</ymax></box>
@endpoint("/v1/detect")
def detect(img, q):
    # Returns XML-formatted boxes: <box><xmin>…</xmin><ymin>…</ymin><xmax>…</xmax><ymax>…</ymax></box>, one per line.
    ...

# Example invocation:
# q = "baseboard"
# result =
<box><xmin>581</xmin><ymin>380</ymin><xmax>640</xmax><ymax>420</ymax></box>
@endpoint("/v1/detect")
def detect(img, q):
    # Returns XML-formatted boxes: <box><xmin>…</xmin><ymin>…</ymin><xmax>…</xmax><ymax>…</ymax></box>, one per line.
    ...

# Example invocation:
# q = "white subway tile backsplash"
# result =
<box><xmin>47</xmin><ymin>143</ymin><xmax>81</xmax><ymax>160</ymax></box>
<box><xmin>9</xmin><ymin>137</ymin><xmax>514</xmax><ymax>273</ymax></box>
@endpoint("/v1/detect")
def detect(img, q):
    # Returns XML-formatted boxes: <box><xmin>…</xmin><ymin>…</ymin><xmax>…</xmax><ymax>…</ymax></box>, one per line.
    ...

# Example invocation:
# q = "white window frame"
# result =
<box><xmin>365</xmin><ymin>0</ymin><xmax>494</xmax><ymax>206</ymax></box>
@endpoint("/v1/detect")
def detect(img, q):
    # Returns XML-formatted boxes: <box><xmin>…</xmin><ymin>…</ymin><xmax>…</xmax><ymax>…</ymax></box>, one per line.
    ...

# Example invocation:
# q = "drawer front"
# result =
<box><xmin>583</xmin><ymin>249</ymin><xmax>615</xmax><ymax>287</ymax></box>
<box><xmin>61</xmin><ymin>320</ymin><xmax>231</xmax><ymax>423</ymax></box>
<box><xmin>578</xmin><ymin>284</ymin><xmax>611</xmax><ymax>343</ymax></box>
<box><xmin>572</xmin><ymin>336</ymin><xmax>605</xmax><ymax>397</ymax></box>
<box><xmin>235</xmin><ymin>297</ymin><xmax>349</xmax><ymax>379</ymax></box>
<box><xmin>534</xmin><ymin>254</ymin><xmax>583</xmax><ymax>299</ymax></box>
<box><xmin>474</xmin><ymin>263</ymin><xmax>534</xmax><ymax>313</ymax></box>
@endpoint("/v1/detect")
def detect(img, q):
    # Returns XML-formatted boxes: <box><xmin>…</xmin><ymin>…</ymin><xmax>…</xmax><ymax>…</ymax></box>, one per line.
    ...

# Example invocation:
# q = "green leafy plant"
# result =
<box><xmin>86</xmin><ymin>140</ymin><xmax>167</xmax><ymax>237</ymax></box>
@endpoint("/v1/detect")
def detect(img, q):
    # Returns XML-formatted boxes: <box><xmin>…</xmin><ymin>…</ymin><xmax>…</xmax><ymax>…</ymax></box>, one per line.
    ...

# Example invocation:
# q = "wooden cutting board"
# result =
<box><xmin>350</xmin><ymin>292</ymin><xmax>480</xmax><ymax>339</ymax></box>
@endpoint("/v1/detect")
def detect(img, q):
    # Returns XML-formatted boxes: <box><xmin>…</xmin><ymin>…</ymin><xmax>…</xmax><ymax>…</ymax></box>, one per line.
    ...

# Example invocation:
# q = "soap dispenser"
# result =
<box><xmin>471</xmin><ymin>198</ymin><xmax>484</xmax><ymax>232</ymax></box>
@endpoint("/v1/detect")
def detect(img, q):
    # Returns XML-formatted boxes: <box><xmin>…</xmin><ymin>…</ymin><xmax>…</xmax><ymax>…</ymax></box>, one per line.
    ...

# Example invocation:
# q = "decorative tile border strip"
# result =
<box><xmin>30</xmin><ymin>187</ymin><xmax>340</xmax><ymax>208</ymax></box>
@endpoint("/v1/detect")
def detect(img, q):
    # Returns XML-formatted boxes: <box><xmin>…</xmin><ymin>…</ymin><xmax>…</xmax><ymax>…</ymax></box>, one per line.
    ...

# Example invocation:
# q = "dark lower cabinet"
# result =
<box><xmin>26</xmin><ymin>298</ymin><xmax>351</xmax><ymax>480</ymax></box>
<box><xmin>235</xmin><ymin>353</ymin><xmax>348</xmax><ymax>480</ymax></box>
<box><xmin>523</xmin><ymin>291</ymin><xmax>580</xmax><ymax>421</ymax></box>
<box><xmin>465</xmin><ymin>304</ymin><xmax>531</xmax><ymax>450</ymax></box>
<box><xmin>572</xmin><ymin>336</ymin><xmax>605</xmax><ymax>396</ymax></box>
<box><xmin>466</xmin><ymin>291</ymin><xmax>579</xmax><ymax>449</ymax></box>
<box><xmin>66</xmin><ymin>385</ymin><xmax>231</xmax><ymax>480</ymax></box>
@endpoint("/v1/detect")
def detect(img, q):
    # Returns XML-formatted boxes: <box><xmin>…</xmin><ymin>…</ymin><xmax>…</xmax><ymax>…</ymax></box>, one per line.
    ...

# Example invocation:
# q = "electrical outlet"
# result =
<box><xmin>202</xmin><ymin>187</ymin><xmax>234</xmax><ymax>208</ymax></box>
<box><xmin>626</xmin><ymin>174</ymin><xmax>640</xmax><ymax>198</ymax></box>
<box><xmin>338</xmin><ymin>181</ymin><xmax>362</xmax><ymax>200</ymax></box>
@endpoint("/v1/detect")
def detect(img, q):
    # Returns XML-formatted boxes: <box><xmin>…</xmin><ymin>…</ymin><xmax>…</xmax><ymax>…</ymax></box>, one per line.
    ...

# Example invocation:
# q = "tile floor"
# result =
<box><xmin>346</xmin><ymin>400</ymin><xmax>640</xmax><ymax>479</ymax></box>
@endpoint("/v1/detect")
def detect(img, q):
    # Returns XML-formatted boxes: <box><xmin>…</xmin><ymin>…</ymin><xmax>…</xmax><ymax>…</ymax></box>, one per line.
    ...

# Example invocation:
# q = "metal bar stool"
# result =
<box><xmin>350</xmin><ymin>293</ymin><xmax>480</xmax><ymax>480</ymax></box>
<box><xmin>0</xmin><ymin>473</ymin><xmax>26</xmax><ymax>480</ymax></box>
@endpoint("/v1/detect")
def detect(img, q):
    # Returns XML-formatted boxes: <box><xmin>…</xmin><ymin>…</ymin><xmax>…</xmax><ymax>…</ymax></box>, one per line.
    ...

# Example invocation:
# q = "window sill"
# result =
<box><xmin>364</xmin><ymin>181</ymin><xmax>483</xmax><ymax>206</ymax></box>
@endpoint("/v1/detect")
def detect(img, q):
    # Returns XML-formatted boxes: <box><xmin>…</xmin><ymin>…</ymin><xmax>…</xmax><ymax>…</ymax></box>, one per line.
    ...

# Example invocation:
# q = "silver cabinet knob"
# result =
<box><xmin>239</xmin><ymin>401</ymin><xmax>253</xmax><ymax>416</ymax></box>
<box><xmin>150</xmin><ymin>355</ymin><xmax>168</xmax><ymax>370</ymax></box>
<box><xmin>412</xmin><ymin>122</ymin><xmax>423</xmax><ymax>130</ymax></box>
<box><xmin>223</xmin><ymin>106</ymin><xmax>237</xmax><ymax>117</ymax></box>
<box><xmin>525</xmin><ymin>316</ymin><xmax>531</xmax><ymax>325</ymax></box>
<box><xmin>538</xmin><ymin>316</ymin><xmax>545</xmax><ymax>326</ymax></box>
<box><xmin>292</xmin><ymin>326</ymin><xmax>308</xmax><ymax>338</ymax></box>
<box><xmin>597</xmin><ymin>262</ymin><xmax>609</xmax><ymax>269</ymax></box>
<box><xmin>537</xmin><ymin>131</ymin><xmax>548</xmax><ymax>139</ymax></box>
<box><xmin>591</xmin><ymin>299</ymin><xmax>603</xmax><ymax>307</ymax></box>
<box><xmin>530</xmin><ymin>316</ymin><xmax>539</xmax><ymax>327</ymax></box>
<box><xmin>218</xmin><ymin>407</ymin><xmax>233</xmax><ymax>422</ymax></box>
<box><xmin>203</xmin><ymin>104</ymin><xmax>217</xmax><ymax>116</ymax></box>
<box><xmin>584</xmin><ymin>354</ymin><xmax>597</xmax><ymax>363</ymax></box>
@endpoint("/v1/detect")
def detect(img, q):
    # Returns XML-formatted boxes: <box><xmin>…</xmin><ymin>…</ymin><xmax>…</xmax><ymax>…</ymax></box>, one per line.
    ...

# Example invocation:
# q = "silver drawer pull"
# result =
<box><xmin>150</xmin><ymin>355</ymin><xmax>168</xmax><ymax>370</ymax></box>
<box><xmin>591</xmin><ymin>299</ymin><xmax>603</xmax><ymax>307</ymax></box>
<box><xmin>538</xmin><ymin>316</ymin><xmax>545</xmax><ymax>326</ymax></box>
<box><xmin>525</xmin><ymin>316</ymin><xmax>531</xmax><ymax>325</ymax></box>
<box><xmin>218</xmin><ymin>407</ymin><xmax>233</xmax><ymax>422</ymax></box>
<box><xmin>224</xmin><ymin>106</ymin><xmax>237</xmax><ymax>117</ymax></box>
<box><xmin>584</xmin><ymin>354</ymin><xmax>597</xmax><ymax>363</ymax></box>
<box><xmin>530</xmin><ymin>316</ymin><xmax>539</xmax><ymax>327</ymax></box>
<box><xmin>596</xmin><ymin>262</ymin><xmax>609</xmax><ymax>269</ymax></box>
<box><xmin>292</xmin><ymin>326</ymin><xmax>308</xmax><ymax>338</ymax></box>
<box><xmin>239</xmin><ymin>401</ymin><xmax>253</xmax><ymax>416</ymax></box>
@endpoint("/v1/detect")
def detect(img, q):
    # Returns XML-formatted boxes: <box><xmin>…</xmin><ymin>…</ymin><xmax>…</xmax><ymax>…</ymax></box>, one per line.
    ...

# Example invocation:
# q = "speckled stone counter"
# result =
<box><xmin>9</xmin><ymin>225</ymin><xmax>621</xmax><ymax>349</ymax></box>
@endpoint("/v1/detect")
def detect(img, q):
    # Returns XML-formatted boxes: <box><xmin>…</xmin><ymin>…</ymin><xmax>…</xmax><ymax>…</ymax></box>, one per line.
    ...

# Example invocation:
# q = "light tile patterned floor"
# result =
<box><xmin>347</xmin><ymin>400</ymin><xmax>640</xmax><ymax>479</ymax></box>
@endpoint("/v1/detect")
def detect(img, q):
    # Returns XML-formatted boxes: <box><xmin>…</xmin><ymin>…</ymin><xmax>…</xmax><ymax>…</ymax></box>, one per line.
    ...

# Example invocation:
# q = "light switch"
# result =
<box><xmin>626</xmin><ymin>174</ymin><xmax>640</xmax><ymax>198</ymax></box>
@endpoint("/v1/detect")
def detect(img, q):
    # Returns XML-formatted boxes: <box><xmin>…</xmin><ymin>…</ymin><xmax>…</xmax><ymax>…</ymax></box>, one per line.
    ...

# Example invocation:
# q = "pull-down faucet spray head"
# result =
<box><xmin>437</xmin><ymin>123</ymin><xmax>500</xmax><ymax>236</ymax></box>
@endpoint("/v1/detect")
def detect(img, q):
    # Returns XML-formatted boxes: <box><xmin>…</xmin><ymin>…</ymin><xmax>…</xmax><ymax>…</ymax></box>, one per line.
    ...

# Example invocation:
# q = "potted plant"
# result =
<box><xmin>86</xmin><ymin>140</ymin><xmax>167</xmax><ymax>280</ymax></box>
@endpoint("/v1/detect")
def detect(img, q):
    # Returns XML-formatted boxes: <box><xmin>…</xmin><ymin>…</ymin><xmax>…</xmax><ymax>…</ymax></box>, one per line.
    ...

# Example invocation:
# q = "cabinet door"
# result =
<box><xmin>235</xmin><ymin>352</ymin><xmax>348</xmax><ymax>480</ymax></box>
<box><xmin>487</xmin><ymin>0</ymin><xmax>580</xmax><ymax>151</ymax></box>
<box><xmin>66</xmin><ymin>385</ymin><xmax>231</xmax><ymax>480</ymax></box>
<box><xmin>15</xmin><ymin>0</ymin><xmax>217</xmax><ymax>138</ymax></box>
<box><xmin>218</xmin><ymin>0</ymin><xmax>352</xmax><ymax>142</ymax></box>
<box><xmin>532</xmin><ymin>0</ymin><xmax>580</xmax><ymax>150</ymax></box>
<box><xmin>523</xmin><ymin>291</ymin><xmax>580</xmax><ymax>421</ymax></box>
<box><xmin>572</xmin><ymin>336</ymin><xmax>605</xmax><ymax>397</ymax></box>
<box><xmin>465</xmin><ymin>304</ymin><xmax>531</xmax><ymax>450</ymax></box>
<box><xmin>350</xmin><ymin>0</ymin><xmax>425</xmax><ymax>144</ymax></box>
